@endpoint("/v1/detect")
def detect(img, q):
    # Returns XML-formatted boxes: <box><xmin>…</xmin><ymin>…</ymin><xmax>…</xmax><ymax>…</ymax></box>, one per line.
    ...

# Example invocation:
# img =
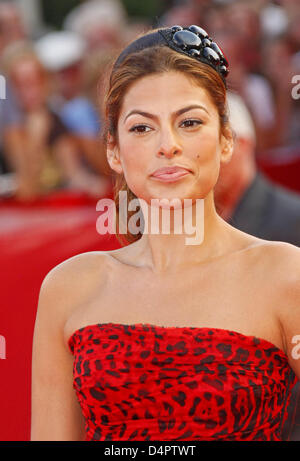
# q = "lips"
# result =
<box><xmin>150</xmin><ymin>166</ymin><xmax>192</xmax><ymax>183</ymax></box>
<box><xmin>151</xmin><ymin>166</ymin><xmax>191</xmax><ymax>177</ymax></box>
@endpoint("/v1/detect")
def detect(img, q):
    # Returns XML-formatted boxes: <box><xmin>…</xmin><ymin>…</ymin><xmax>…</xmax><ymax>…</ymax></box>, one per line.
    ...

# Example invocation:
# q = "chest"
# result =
<box><xmin>87</xmin><ymin>261</ymin><xmax>277</xmax><ymax>337</ymax></box>
<box><xmin>64</xmin><ymin>256</ymin><xmax>284</xmax><ymax>353</ymax></box>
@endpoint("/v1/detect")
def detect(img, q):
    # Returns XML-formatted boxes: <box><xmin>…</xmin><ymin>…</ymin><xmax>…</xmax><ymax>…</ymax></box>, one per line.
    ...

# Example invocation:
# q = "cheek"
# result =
<box><xmin>192</xmin><ymin>130</ymin><xmax>222</xmax><ymax>191</ymax></box>
<box><xmin>120</xmin><ymin>142</ymin><xmax>144</xmax><ymax>174</ymax></box>
<box><xmin>193</xmin><ymin>129</ymin><xmax>221</xmax><ymax>170</ymax></box>
<box><xmin>118</xmin><ymin>137</ymin><xmax>148</xmax><ymax>192</ymax></box>
<box><xmin>118</xmin><ymin>127</ymin><xmax>154</xmax><ymax>165</ymax></box>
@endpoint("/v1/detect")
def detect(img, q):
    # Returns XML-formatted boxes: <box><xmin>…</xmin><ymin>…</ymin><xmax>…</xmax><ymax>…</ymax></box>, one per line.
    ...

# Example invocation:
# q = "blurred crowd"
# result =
<box><xmin>0</xmin><ymin>0</ymin><xmax>299</xmax><ymax>204</ymax></box>
<box><xmin>0</xmin><ymin>0</ymin><xmax>130</xmax><ymax>200</ymax></box>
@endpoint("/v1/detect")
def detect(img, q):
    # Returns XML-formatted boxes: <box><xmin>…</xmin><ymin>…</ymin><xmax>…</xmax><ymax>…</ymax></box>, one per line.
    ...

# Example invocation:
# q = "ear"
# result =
<box><xmin>220</xmin><ymin>127</ymin><xmax>234</xmax><ymax>165</ymax></box>
<box><xmin>106</xmin><ymin>133</ymin><xmax>123</xmax><ymax>174</ymax></box>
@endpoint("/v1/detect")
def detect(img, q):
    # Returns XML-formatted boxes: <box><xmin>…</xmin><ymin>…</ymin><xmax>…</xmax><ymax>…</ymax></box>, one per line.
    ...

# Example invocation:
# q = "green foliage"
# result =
<box><xmin>41</xmin><ymin>0</ymin><xmax>165</xmax><ymax>29</ymax></box>
<box><xmin>41</xmin><ymin>0</ymin><xmax>81</xmax><ymax>29</ymax></box>
<box><xmin>121</xmin><ymin>0</ymin><xmax>163</xmax><ymax>19</ymax></box>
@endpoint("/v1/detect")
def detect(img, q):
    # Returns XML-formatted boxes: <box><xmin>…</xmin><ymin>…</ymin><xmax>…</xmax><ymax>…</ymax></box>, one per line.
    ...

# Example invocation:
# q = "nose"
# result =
<box><xmin>157</xmin><ymin>126</ymin><xmax>182</xmax><ymax>158</ymax></box>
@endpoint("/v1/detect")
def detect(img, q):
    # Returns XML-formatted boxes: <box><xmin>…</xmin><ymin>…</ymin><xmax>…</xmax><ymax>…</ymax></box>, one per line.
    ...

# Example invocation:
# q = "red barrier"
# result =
<box><xmin>257</xmin><ymin>147</ymin><xmax>300</xmax><ymax>194</ymax></box>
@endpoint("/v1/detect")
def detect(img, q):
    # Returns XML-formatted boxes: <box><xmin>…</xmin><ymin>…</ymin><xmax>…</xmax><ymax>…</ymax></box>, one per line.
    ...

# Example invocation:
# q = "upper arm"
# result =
<box><xmin>276</xmin><ymin>244</ymin><xmax>300</xmax><ymax>380</ymax></box>
<box><xmin>31</xmin><ymin>255</ymin><xmax>99</xmax><ymax>441</ymax></box>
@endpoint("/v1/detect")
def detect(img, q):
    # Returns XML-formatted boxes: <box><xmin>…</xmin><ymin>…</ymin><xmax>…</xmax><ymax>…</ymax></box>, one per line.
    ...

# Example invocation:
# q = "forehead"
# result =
<box><xmin>120</xmin><ymin>71</ymin><xmax>217</xmax><ymax>117</ymax></box>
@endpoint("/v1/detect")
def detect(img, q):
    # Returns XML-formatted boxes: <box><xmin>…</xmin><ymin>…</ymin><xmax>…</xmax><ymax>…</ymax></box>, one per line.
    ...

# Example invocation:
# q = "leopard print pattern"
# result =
<box><xmin>68</xmin><ymin>323</ymin><xmax>298</xmax><ymax>441</ymax></box>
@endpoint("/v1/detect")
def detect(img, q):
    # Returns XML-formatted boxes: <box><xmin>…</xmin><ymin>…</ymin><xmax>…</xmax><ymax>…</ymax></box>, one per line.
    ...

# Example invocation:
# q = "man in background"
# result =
<box><xmin>215</xmin><ymin>91</ymin><xmax>300</xmax><ymax>247</ymax></box>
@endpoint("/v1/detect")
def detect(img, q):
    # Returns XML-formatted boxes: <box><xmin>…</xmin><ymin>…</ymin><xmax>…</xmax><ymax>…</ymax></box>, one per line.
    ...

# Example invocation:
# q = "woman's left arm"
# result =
<box><xmin>278</xmin><ymin>244</ymin><xmax>300</xmax><ymax>380</ymax></box>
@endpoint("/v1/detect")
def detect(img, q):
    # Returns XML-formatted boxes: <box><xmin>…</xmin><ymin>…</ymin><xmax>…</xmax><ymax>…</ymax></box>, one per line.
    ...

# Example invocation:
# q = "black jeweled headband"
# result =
<box><xmin>113</xmin><ymin>25</ymin><xmax>229</xmax><ymax>87</ymax></box>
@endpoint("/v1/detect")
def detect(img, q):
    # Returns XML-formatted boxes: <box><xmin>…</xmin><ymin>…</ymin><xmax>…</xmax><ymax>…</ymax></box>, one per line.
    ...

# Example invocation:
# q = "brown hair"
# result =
<box><xmin>102</xmin><ymin>29</ymin><xmax>231</xmax><ymax>246</ymax></box>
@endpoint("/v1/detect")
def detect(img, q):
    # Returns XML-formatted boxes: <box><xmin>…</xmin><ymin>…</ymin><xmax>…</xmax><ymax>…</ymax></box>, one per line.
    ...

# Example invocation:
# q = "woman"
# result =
<box><xmin>31</xmin><ymin>26</ymin><xmax>300</xmax><ymax>441</ymax></box>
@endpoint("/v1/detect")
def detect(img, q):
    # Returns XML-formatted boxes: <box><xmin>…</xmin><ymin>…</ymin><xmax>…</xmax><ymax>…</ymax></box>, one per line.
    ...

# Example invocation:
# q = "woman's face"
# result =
<box><xmin>108</xmin><ymin>71</ymin><xmax>232</xmax><ymax>204</ymax></box>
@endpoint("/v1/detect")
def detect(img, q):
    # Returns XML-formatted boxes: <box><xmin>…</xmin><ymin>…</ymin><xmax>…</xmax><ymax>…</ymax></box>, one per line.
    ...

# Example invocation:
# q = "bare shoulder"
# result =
<box><xmin>40</xmin><ymin>251</ymin><xmax>110</xmax><ymax>296</ymax></box>
<box><xmin>237</xmin><ymin>238</ymin><xmax>299</xmax><ymax>305</ymax></box>
<box><xmin>255</xmin><ymin>240</ymin><xmax>300</xmax><ymax>280</ymax></box>
<box><xmin>254</xmin><ymin>240</ymin><xmax>300</xmax><ymax>321</ymax></box>
<box><xmin>268</xmin><ymin>241</ymin><xmax>300</xmax><ymax>300</ymax></box>
<box><xmin>37</xmin><ymin>251</ymin><xmax>112</xmax><ymax>333</ymax></box>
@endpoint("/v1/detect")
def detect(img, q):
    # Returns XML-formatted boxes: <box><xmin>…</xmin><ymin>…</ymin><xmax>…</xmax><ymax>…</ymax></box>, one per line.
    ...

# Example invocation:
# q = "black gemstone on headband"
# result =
<box><xmin>114</xmin><ymin>25</ymin><xmax>229</xmax><ymax>88</ymax></box>
<box><xmin>202</xmin><ymin>38</ymin><xmax>212</xmax><ymax>47</ymax></box>
<box><xmin>210</xmin><ymin>42</ymin><xmax>224</xmax><ymax>58</ymax></box>
<box><xmin>189</xmin><ymin>48</ymin><xmax>201</xmax><ymax>57</ymax></box>
<box><xmin>173</xmin><ymin>30</ymin><xmax>202</xmax><ymax>49</ymax></box>
<box><xmin>188</xmin><ymin>25</ymin><xmax>209</xmax><ymax>38</ymax></box>
<box><xmin>171</xmin><ymin>25</ymin><xmax>183</xmax><ymax>33</ymax></box>
<box><xmin>202</xmin><ymin>47</ymin><xmax>220</xmax><ymax>64</ymax></box>
<box><xmin>220</xmin><ymin>65</ymin><xmax>229</xmax><ymax>76</ymax></box>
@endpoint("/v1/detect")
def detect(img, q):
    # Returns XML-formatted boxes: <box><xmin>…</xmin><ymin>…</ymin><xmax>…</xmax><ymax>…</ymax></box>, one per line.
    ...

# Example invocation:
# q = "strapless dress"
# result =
<box><xmin>68</xmin><ymin>323</ymin><xmax>298</xmax><ymax>441</ymax></box>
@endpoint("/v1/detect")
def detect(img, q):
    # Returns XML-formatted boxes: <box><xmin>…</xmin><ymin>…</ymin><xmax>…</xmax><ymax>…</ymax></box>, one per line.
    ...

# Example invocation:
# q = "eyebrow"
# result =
<box><xmin>123</xmin><ymin>104</ymin><xmax>209</xmax><ymax>123</ymax></box>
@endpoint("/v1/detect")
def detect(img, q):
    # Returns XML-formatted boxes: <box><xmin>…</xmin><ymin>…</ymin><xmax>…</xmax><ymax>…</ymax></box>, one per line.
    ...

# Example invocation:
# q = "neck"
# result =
<box><xmin>131</xmin><ymin>190</ymin><xmax>239</xmax><ymax>274</ymax></box>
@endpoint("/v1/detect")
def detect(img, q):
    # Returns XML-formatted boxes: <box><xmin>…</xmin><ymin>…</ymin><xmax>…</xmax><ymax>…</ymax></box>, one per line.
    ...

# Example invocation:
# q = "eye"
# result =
<box><xmin>129</xmin><ymin>124</ymin><xmax>152</xmax><ymax>134</ymax></box>
<box><xmin>180</xmin><ymin>119</ymin><xmax>203</xmax><ymax>129</ymax></box>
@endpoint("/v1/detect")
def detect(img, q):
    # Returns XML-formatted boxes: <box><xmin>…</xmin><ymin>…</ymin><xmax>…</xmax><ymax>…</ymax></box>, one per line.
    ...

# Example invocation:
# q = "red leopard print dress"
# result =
<box><xmin>68</xmin><ymin>323</ymin><xmax>298</xmax><ymax>441</ymax></box>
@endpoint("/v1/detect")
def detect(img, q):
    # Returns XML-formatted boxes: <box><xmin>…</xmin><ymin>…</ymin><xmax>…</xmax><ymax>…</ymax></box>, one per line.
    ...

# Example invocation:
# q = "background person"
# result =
<box><xmin>0</xmin><ymin>1</ymin><xmax>26</xmax><ymax>58</ymax></box>
<box><xmin>2</xmin><ymin>42</ymin><xmax>108</xmax><ymax>200</ymax></box>
<box><xmin>214</xmin><ymin>91</ymin><xmax>300</xmax><ymax>247</ymax></box>
<box><xmin>36</xmin><ymin>30</ymin><xmax>112</xmax><ymax>184</ymax></box>
<box><xmin>63</xmin><ymin>0</ymin><xmax>128</xmax><ymax>52</ymax></box>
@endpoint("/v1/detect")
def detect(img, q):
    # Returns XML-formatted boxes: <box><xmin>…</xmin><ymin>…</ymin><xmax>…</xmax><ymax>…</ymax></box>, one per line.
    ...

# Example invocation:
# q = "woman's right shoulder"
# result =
<box><xmin>37</xmin><ymin>251</ymin><xmax>113</xmax><ymax>326</ymax></box>
<box><xmin>41</xmin><ymin>251</ymin><xmax>111</xmax><ymax>291</ymax></box>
